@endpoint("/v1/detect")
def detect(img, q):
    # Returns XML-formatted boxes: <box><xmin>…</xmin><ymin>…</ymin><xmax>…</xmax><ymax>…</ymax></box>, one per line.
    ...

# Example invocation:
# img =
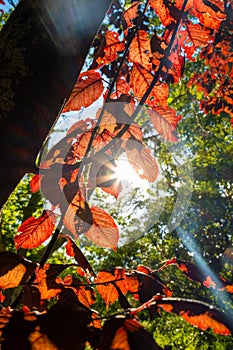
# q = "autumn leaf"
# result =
<box><xmin>147</xmin><ymin>108</ymin><xmax>178</xmax><ymax>142</ymax></box>
<box><xmin>149</xmin><ymin>105</ymin><xmax>181</xmax><ymax>131</ymax></box>
<box><xmin>111</xmin><ymin>75</ymin><xmax>131</xmax><ymax>99</ymax></box>
<box><xmin>99</xmin><ymin>317</ymin><xmax>161</xmax><ymax>350</ymax></box>
<box><xmin>62</xmin><ymin>188</ymin><xmax>93</xmax><ymax>238</ymax></box>
<box><xmin>157</xmin><ymin>298</ymin><xmax>232</xmax><ymax>335</ymax></box>
<box><xmin>130</xmin><ymin>63</ymin><xmax>169</xmax><ymax>106</ymax></box>
<box><xmin>123</xmin><ymin>2</ymin><xmax>140</xmax><ymax>28</ymax></box>
<box><xmin>129</xmin><ymin>30</ymin><xmax>152</xmax><ymax>70</ymax></box>
<box><xmin>95</xmin><ymin>268</ymin><xmax>126</xmax><ymax>307</ymax></box>
<box><xmin>62</xmin><ymin>275</ymin><xmax>95</xmax><ymax>308</ymax></box>
<box><xmin>97</xmin><ymin>30</ymin><xmax>125</xmax><ymax>66</ymax></box>
<box><xmin>101</xmin><ymin>179</ymin><xmax>122</xmax><ymax>199</ymax></box>
<box><xmin>33</xmin><ymin>264</ymin><xmax>68</xmax><ymax>300</ymax></box>
<box><xmin>0</xmin><ymin>300</ymin><xmax>93</xmax><ymax>350</ymax></box>
<box><xmin>15</xmin><ymin>211</ymin><xmax>56</xmax><ymax>249</ymax></box>
<box><xmin>85</xmin><ymin>206</ymin><xmax>119</xmax><ymax>249</ymax></box>
<box><xmin>0</xmin><ymin>252</ymin><xmax>37</xmax><ymax>291</ymax></box>
<box><xmin>65</xmin><ymin>237</ymin><xmax>95</xmax><ymax>276</ymax></box>
<box><xmin>149</xmin><ymin>0</ymin><xmax>175</xmax><ymax>27</ymax></box>
<box><xmin>30</xmin><ymin>174</ymin><xmax>42</xmax><ymax>193</ymax></box>
<box><xmin>29</xmin><ymin>329</ymin><xmax>58</xmax><ymax>350</ymax></box>
<box><xmin>126</xmin><ymin>146</ymin><xmax>158</xmax><ymax>182</ymax></box>
<box><xmin>62</xmin><ymin>70</ymin><xmax>104</xmax><ymax>112</ymax></box>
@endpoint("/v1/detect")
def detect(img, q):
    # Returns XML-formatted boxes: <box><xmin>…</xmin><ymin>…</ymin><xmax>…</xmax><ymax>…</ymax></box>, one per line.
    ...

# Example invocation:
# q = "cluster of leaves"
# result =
<box><xmin>0</xmin><ymin>0</ymin><xmax>233</xmax><ymax>348</ymax></box>
<box><xmin>0</xmin><ymin>250</ymin><xmax>233</xmax><ymax>349</ymax></box>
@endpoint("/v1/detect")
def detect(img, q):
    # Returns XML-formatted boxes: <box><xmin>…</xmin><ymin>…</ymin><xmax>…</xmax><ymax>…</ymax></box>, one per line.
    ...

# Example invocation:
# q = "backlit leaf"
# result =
<box><xmin>157</xmin><ymin>298</ymin><xmax>232</xmax><ymax>335</ymax></box>
<box><xmin>101</xmin><ymin>179</ymin><xmax>122</xmax><ymax>199</ymax></box>
<box><xmin>95</xmin><ymin>268</ymin><xmax>126</xmax><ymax>306</ymax></box>
<box><xmin>85</xmin><ymin>206</ymin><xmax>119</xmax><ymax>249</ymax></box>
<box><xmin>15</xmin><ymin>211</ymin><xmax>56</xmax><ymax>249</ymax></box>
<box><xmin>147</xmin><ymin>108</ymin><xmax>178</xmax><ymax>142</ymax></box>
<box><xmin>0</xmin><ymin>252</ymin><xmax>37</xmax><ymax>290</ymax></box>
<box><xmin>62</xmin><ymin>70</ymin><xmax>104</xmax><ymax>112</ymax></box>
<box><xmin>62</xmin><ymin>275</ymin><xmax>95</xmax><ymax>308</ymax></box>
<box><xmin>29</xmin><ymin>329</ymin><xmax>58</xmax><ymax>350</ymax></box>
<box><xmin>65</xmin><ymin>237</ymin><xmax>95</xmax><ymax>276</ymax></box>
<box><xmin>33</xmin><ymin>264</ymin><xmax>68</xmax><ymax>300</ymax></box>
<box><xmin>149</xmin><ymin>0</ymin><xmax>175</xmax><ymax>26</ymax></box>
<box><xmin>30</xmin><ymin>174</ymin><xmax>42</xmax><ymax>193</ymax></box>
<box><xmin>123</xmin><ymin>2</ymin><xmax>140</xmax><ymax>28</ymax></box>
<box><xmin>129</xmin><ymin>30</ymin><xmax>152</xmax><ymax>70</ymax></box>
<box><xmin>62</xmin><ymin>188</ymin><xmax>93</xmax><ymax>238</ymax></box>
<box><xmin>99</xmin><ymin>317</ymin><xmax>161</xmax><ymax>350</ymax></box>
<box><xmin>149</xmin><ymin>106</ymin><xmax>181</xmax><ymax>130</ymax></box>
<box><xmin>97</xmin><ymin>31</ymin><xmax>125</xmax><ymax>66</ymax></box>
<box><xmin>126</xmin><ymin>146</ymin><xmax>158</xmax><ymax>182</ymax></box>
<box><xmin>130</xmin><ymin>64</ymin><xmax>169</xmax><ymax>106</ymax></box>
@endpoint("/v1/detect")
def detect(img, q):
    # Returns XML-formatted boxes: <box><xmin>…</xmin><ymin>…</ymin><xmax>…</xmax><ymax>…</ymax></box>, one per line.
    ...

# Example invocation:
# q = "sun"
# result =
<box><xmin>115</xmin><ymin>157</ymin><xmax>148</xmax><ymax>190</ymax></box>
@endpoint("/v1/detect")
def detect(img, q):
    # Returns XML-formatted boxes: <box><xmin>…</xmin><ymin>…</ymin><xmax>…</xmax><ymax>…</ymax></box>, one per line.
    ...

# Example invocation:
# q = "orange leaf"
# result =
<box><xmin>29</xmin><ymin>330</ymin><xmax>58</xmax><ymax>350</ymax></box>
<box><xmin>149</xmin><ymin>105</ymin><xmax>181</xmax><ymax>131</ymax></box>
<box><xmin>157</xmin><ymin>298</ymin><xmax>231</xmax><ymax>335</ymax></box>
<box><xmin>111</xmin><ymin>326</ymin><xmax>130</xmax><ymax>350</ymax></box>
<box><xmin>34</xmin><ymin>264</ymin><xmax>63</xmax><ymax>300</ymax></box>
<box><xmin>149</xmin><ymin>0</ymin><xmax>175</xmax><ymax>26</ymax></box>
<box><xmin>126</xmin><ymin>146</ymin><xmax>158</xmax><ymax>182</ymax></box>
<box><xmin>129</xmin><ymin>30</ymin><xmax>152</xmax><ymax>70</ymax></box>
<box><xmin>0</xmin><ymin>252</ymin><xmax>37</xmax><ymax>291</ymax></box>
<box><xmin>30</xmin><ymin>174</ymin><xmax>42</xmax><ymax>193</ymax></box>
<box><xmin>15</xmin><ymin>211</ymin><xmax>56</xmax><ymax>249</ymax></box>
<box><xmin>0</xmin><ymin>291</ymin><xmax>5</xmax><ymax>303</ymax></box>
<box><xmin>0</xmin><ymin>264</ymin><xmax>26</xmax><ymax>290</ymax></box>
<box><xmin>130</xmin><ymin>63</ymin><xmax>169</xmax><ymax>106</ymax></box>
<box><xmin>95</xmin><ymin>268</ymin><xmax>126</xmax><ymax>306</ymax></box>
<box><xmin>101</xmin><ymin>179</ymin><xmax>122</xmax><ymax>199</ymax></box>
<box><xmin>63</xmin><ymin>188</ymin><xmax>93</xmax><ymax>238</ymax></box>
<box><xmin>62</xmin><ymin>70</ymin><xmax>104</xmax><ymax>112</ymax></box>
<box><xmin>98</xmin><ymin>30</ymin><xmax>125</xmax><ymax>66</ymax></box>
<box><xmin>123</xmin><ymin>2</ymin><xmax>140</xmax><ymax>28</ymax></box>
<box><xmin>65</xmin><ymin>237</ymin><xmax>95</xmax><ymax>276</ymax></box>
<box><xmin>147</xmin><ymin>108</ymin><xmax>178</xmax><ymax>142</ymax></box>
<box><xmin>85</xmin><ymin>206</ymin><xmax>119</xmax><ymax>249</ymax></box>
<box><xmin>130</xmin><ymin>63</ymin><xmax>153</xmax><ymax>100</ymax></box>
<box><xmin>111</xmin><ymin>75</ymin><xmax>131</xmax><ymax>99</ymax></box>
<box><xmin>62</xmin><ymin>275</ymin><xmax>95</xmax><ymax>308</ymax></box>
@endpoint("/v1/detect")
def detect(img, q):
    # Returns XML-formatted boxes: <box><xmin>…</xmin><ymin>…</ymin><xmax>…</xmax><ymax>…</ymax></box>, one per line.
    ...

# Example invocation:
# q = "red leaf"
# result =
<box><xmin>111</xmin><ymin>75</ymin><xmax>131</xmax><ymax>99</ymax></box>
<box><xmin>129</xmin><ymin>30</ymin><xmax>152</xmax><ymax>70</ymax></box>
<box><xmin>15</xmin><ymin>211</ymin><xmax>56</xmax><ymax>249</ymax></box>
<box><xmin>149</xmin><ymin>0</ymin><xmax>175</xmax><ymax>26</ymax></box>
<box><xmin>85</xmin><ymin>206</ymin><xmax>119</xmax><ymax>249</ymax></box>
<box><xmin>130</xmin><ymin>63</ymin><xmax>169</xmax><ymax>107</ymax></box>
<box><xmin>126</xmin><ymin>146</ymin><xmax>158</xmax><ymax>182</ymax></box>
<box><xmin>100</xmin><ymin>317</ymin><xmax>160</xmax><ymax>349</ymax></box>
<box><xmin>34</xmin><ymin>264</ymin><xmax>70</xmax><ymax>300</ymax></box>
<box><xmin>62</xmin><ymin>71</ymin><xmax>104</xmax><ymax>112</ymax></box>
<box><xmin>95</xmin><ymin>268</ymin><xmax>126</xmax><ymax>307</ymax></box>
<box><xmin>0</xmin><ymin>252</ymin><xmax>37</xmax><ymax>290</ymax></box>
<box><xmin>65</xmin><ymin>237</ymin><xmax>95</xmax><ymax>276</ymax></box>
<box><xmin>62</xmin><ymin>188</ymin><xmax>93</xmax><ymax>238</ymax></box>
<box><xmin>157</xmin><ymin>298</ymin><xmax>231</xmax><ymax>335</ymax></box>
<box><xmin>101</xmin><ymin>179</ymin><xmax>122</xmax><ymax>199</ymax></box>
<box><xmin>97</xmin><ymin>30</ymin><xmax>125</xmax><ymax>66</ymax></box>
<box><xmin>123</xmin><ymin>2</ymin><xmax>140</xmax><ymax>28</ymax></box>
<box><xmin>149</xmin><ymin>106</ymin><xmax>181</xmax><ymax>130</ymax></box>
<box><xmin>30</xmin><ymin>174</ymin><xmax>42</xmax><ymax>193</ymax></box>
<box><xmin>147</xmin><ymin>108</ymin><xmax>178</xmax><ymax>142</ymax></box>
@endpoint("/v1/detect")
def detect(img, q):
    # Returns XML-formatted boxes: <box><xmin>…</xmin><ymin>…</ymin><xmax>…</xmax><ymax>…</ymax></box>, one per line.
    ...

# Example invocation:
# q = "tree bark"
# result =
<box><xmin>0</xmin><ymin>0</ymin><xmax>111</xmax><ymax>208</ymax></box>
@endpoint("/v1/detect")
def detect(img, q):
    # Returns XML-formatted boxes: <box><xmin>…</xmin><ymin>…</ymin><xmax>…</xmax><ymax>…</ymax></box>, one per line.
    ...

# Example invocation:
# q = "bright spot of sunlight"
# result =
<box><xmin>115</xmin><ymin>157</ymin><xmax>148</xmax><ymax>191</ymax></box>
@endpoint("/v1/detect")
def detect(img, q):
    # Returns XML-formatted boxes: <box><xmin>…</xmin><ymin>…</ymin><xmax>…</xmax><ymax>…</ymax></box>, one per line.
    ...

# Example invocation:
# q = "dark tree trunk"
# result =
<box><xmin>0</xmin><ymin>0</ymin><xmax>111</xmax><ymax>208</ymax></box>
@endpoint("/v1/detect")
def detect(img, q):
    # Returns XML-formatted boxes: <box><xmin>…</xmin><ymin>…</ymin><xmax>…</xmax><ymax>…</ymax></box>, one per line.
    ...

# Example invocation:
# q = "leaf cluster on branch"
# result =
<box><xmin>0</xmin><ymin>0</ymin><xmax>233</xmax><ymax>348</ymax></box>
